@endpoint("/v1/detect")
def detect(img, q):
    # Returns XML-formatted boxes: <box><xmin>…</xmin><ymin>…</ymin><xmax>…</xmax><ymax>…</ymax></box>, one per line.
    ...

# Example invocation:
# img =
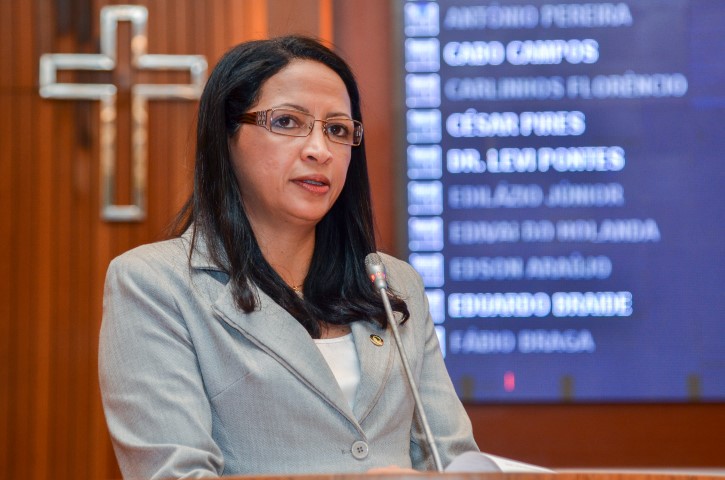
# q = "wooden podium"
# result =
<box><xmin>221</xmin><ymin>473</ymin><xmax>725</xmax><ymax>480</ymax></box>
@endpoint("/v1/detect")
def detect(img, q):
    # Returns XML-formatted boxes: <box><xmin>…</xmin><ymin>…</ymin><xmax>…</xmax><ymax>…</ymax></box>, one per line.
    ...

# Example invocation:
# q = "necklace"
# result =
<box><xmin>291</xmin><ymin>284</ymin><xmax>303</xmax><ymax>293</ymax></box>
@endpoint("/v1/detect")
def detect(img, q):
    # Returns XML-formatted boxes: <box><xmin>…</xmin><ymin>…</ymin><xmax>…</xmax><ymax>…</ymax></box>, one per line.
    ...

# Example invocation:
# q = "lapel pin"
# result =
<box><xmin>369</xmin><ymin>334</ymin><xmax>384</xmax><ymax>346</ymax></box>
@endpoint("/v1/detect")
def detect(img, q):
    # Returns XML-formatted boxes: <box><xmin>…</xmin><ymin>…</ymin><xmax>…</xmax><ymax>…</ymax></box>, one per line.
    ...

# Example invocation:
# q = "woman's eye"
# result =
<box><xmin>327</xmin><ymin>122</ymin><xmax>351</xmax><ymax>138</ymax></box>
<box><xmin>272</xmin><ymin>114</ymin><xmax>302</xmax><ymax>129</ymax></box>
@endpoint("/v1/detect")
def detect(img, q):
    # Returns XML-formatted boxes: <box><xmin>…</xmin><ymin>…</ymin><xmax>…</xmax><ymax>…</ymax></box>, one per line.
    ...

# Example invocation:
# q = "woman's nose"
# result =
<box><xmin>301</xmin><ymin>121</ymin><xmax>333</xmax><ymax>163</ymax></box>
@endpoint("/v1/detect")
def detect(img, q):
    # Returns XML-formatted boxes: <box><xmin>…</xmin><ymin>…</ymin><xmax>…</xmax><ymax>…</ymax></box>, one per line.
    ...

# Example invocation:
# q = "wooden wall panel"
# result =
<box><xmin>0</xmin><ymin>94</ymin><xmax>16</xmax><ymax>480</ymax></box>
<box><xmin>0</xmin><ymin>2</ymin><xmax>11</xmax><ymax>88</ymax></box>
<box><xmin>1</xmin><ymin>1</ymin><xmax>333</xmax><ymax>478</ymax></box>
<box><xmin>468</xmin><ymin>403</ymin><xmax>725</xmax><ymax>468</ymax></box>
<box><xmin>0</xmin><ymin>94</ymin><xmax>12</xmax><ymax>479</ymax></box>
<box><xmin>229</xmin><ymin>0</ymin><xmax>268</xmax><ymax>44</ymax></box>
<box><xmin>268</xmin><ymin>0</ymin><xmax>319</xmax><ymax>39</ymax></box>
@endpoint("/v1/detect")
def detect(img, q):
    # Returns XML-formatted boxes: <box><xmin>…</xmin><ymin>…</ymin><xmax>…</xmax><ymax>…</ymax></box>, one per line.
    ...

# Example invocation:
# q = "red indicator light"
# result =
<box><xmin>504</xmin><ymin>371</ymin><xmax>515</xmax><ymax>392</ymax></box>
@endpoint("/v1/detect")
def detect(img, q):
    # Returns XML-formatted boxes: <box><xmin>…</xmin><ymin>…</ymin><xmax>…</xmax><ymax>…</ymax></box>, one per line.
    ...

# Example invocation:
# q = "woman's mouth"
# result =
<box><xmin>292</xmin><ymin>176</ymin><xmax>330</xmax><ymax>194</ymax></box>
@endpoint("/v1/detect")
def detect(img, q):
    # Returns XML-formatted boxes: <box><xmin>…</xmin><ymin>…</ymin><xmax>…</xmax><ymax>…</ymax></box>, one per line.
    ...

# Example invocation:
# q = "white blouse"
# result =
<box><xmin>314</xmin><ymin>333</ymin><xmax>361</xmax><ymax>410</ymax></box>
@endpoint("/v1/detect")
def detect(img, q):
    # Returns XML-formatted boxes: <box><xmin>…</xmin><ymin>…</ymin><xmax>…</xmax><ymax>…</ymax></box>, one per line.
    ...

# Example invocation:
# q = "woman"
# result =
<box><xmin>99</xmin><ymin>36</ymin><xmax>478</xmax><ymax>478</ymax></box>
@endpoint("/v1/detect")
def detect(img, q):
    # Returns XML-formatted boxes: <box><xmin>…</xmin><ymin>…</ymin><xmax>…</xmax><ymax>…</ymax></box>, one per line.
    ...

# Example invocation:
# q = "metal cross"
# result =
<box><xmin>39</xmin><ymin>5</ymin><xmax>208</xmax><ymax>221</ymax></box>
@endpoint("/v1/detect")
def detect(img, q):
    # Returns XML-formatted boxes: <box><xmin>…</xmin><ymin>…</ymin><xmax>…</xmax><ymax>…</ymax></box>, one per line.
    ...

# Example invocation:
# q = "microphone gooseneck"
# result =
<box><xmin>364</xmin><ymin>253</ymin><xmax>444</xmax><ymax>473</ymax></box>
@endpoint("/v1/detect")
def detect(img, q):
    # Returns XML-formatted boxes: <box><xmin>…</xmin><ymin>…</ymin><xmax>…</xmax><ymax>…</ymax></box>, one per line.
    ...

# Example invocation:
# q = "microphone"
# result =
<box><xmin>364</xmin><ymin>253</ymin><xmax>444</xmax><ymax>473</ymax></box>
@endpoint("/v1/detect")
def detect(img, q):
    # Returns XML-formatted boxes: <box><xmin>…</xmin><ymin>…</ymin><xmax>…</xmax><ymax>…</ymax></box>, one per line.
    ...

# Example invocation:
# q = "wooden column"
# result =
<box><xmin>333</xmin><ymin>0</ymin><xmax>401</xmax><ymax>254</ymax></box>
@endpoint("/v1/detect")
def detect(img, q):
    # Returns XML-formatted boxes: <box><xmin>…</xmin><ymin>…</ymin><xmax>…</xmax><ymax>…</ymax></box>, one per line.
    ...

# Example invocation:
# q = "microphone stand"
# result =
<box><xmin>373</xmin><ymin>275</ymin><xmax>444</xmax><ymax>473</ymax></box>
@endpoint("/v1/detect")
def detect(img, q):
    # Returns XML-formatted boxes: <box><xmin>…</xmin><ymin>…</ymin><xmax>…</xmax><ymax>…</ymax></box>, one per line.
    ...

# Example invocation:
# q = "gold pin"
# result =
<box><xmin>369</xmin><ymin>334</ymin><xmax>384</xmax><ymax>347</ymax></box>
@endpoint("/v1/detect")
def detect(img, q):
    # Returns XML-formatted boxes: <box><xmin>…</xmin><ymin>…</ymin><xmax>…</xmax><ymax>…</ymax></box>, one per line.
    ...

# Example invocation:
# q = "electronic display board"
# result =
<box><xmin>401</xmin><ymin>0</ymin><xmax>725</xmax><ymax>402</ymax></box>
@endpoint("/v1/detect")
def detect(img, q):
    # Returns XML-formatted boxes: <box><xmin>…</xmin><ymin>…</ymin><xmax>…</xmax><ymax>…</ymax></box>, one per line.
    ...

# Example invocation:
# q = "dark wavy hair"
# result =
<box><xmin>171</xmin><ymin>36</ymin><xmax>409</xmax><ymax>337</ymax></box>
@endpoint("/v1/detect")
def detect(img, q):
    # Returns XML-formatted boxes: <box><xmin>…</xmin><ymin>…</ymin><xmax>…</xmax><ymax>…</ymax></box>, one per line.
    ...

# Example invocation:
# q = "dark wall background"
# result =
<box><xmin>332</xmin><ymin>0</ymin><xmax>725</xmax><ymax>469</ymax></box>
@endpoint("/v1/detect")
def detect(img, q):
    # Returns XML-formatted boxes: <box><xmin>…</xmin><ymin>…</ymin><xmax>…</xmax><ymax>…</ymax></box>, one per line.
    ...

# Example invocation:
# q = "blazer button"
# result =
<box><xmin>350</xmin><ymin>440</ymin><xmax>369</xmax><ymax>460</ymax></box>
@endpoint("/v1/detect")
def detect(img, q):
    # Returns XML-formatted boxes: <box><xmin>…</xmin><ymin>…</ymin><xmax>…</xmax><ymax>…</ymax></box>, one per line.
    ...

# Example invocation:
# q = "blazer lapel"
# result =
<box><xmin>188</xmin><ymin>228</ymin><xmax>380</xmax><ymax>430</ymax></box>
<box><xmin>351</xmin><ymin>320</ymin><xmax>395</xmax><ymax>423</ymax></box>
<box><xmin>211</xmin><ymin>281</ymin><xmax>363</xmax><ymax>429</ymax></box>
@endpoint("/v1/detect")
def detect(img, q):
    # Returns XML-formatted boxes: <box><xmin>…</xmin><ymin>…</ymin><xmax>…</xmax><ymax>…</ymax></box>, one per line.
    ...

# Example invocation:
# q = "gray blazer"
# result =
<box><xmin>99</xmin><ymin>232</ymin><xmax>478</xmax><ymax>478</ymax></box>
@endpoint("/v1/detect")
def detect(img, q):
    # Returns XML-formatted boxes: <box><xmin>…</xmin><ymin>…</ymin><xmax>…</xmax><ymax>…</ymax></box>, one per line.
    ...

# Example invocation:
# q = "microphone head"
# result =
<box><xmin>364</xmin><ymin>253</ymin><xmax>388</xmax><ymax>290</ymax></box>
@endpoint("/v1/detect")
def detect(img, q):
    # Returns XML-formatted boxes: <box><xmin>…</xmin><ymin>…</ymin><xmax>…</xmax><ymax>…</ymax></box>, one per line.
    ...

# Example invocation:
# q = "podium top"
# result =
<box><xmin>221</xmin><ymin>471</ymin><xmax>725</xmax><ymax>480</ymax></box>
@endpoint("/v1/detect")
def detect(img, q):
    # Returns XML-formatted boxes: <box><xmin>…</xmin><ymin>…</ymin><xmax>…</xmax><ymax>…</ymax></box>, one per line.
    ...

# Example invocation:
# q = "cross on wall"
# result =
<box><xmin>39</xmin><ymin>4</ymin><xmax>208</xmax><ymax>222</ymax></box>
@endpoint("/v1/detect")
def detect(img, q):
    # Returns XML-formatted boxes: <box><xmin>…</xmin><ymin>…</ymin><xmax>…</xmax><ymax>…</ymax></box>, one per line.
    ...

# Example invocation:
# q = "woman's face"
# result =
<box><xmin>229</xmin><ymin>59</ymin><xmax>353</xmax><ymax>233</ymax></box>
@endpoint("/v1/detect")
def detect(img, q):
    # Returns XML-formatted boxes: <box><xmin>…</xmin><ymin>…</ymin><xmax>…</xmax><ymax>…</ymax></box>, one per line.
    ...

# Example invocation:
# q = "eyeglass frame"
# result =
<box><xmin>238</xmin><ymin>108</ymin><xmax>364</xmax><ymax>147</ymax></box>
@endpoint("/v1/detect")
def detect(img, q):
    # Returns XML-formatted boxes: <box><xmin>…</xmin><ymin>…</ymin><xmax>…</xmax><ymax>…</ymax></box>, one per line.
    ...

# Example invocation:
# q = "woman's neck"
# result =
<box><xmin>250</xmin><ymin>220</ymin><xmax>316</xmax><ymax>289</ymax></box>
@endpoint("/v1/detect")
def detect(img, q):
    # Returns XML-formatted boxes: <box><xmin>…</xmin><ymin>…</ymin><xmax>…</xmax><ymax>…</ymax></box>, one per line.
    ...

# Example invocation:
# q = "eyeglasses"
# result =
<box><xmin>239</xmin><ymin>108</ymin><xmax>364</xmax><ymax>146</ymax></box>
